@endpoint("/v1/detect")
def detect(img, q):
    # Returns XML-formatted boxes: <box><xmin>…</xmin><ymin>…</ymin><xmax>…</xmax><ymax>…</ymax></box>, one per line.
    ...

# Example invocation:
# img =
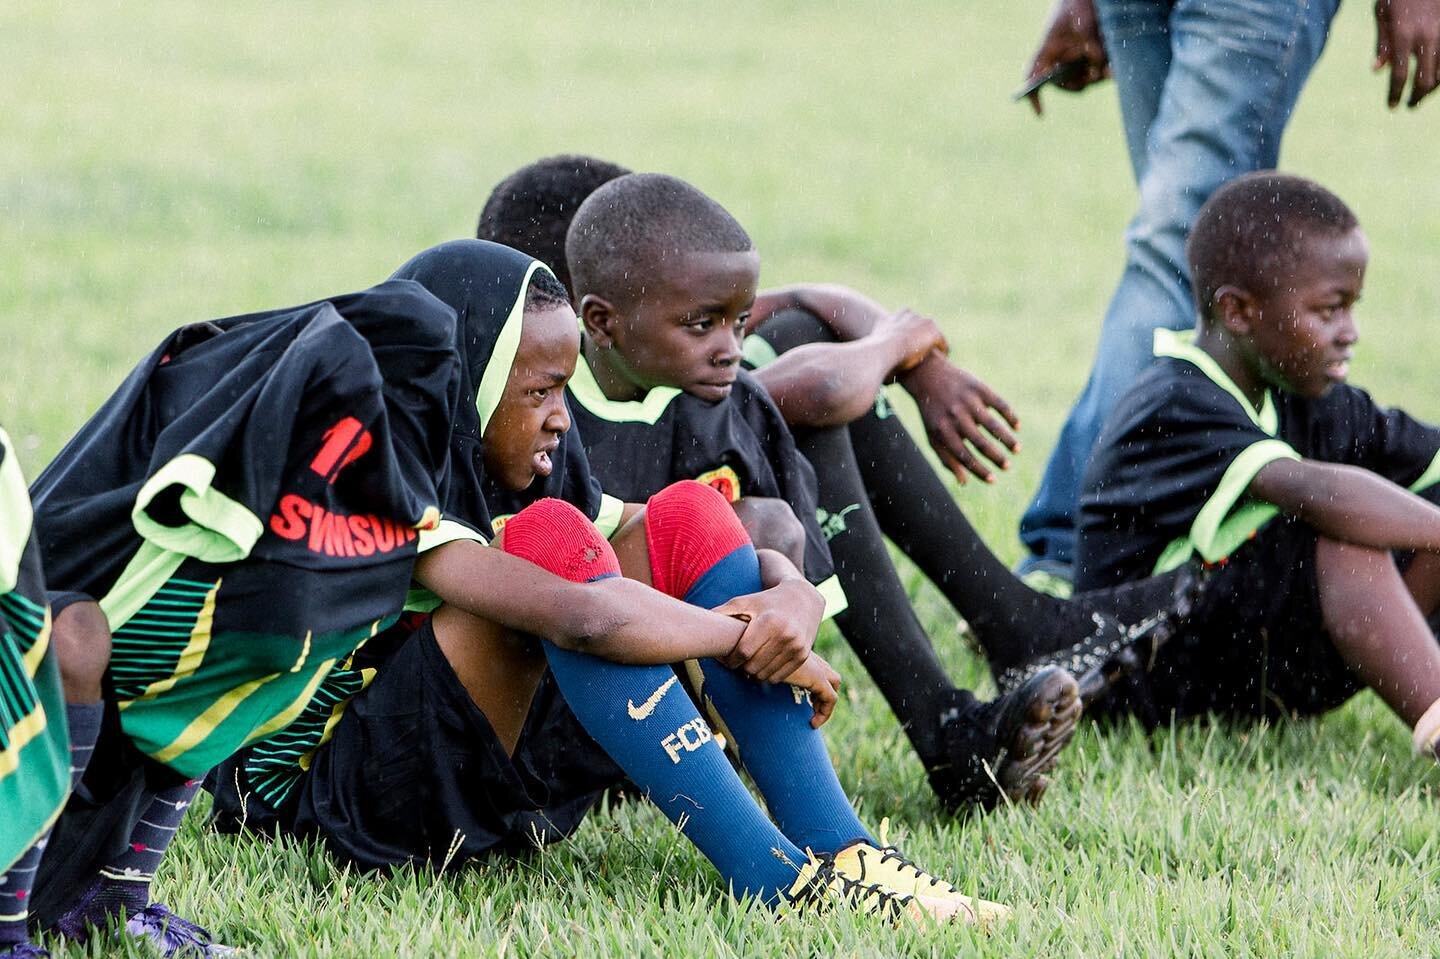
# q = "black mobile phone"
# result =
<box><xmin>1012</xmin><ymin>60</ymin><xmax>1087</xmax><ymax>101</ymax></box>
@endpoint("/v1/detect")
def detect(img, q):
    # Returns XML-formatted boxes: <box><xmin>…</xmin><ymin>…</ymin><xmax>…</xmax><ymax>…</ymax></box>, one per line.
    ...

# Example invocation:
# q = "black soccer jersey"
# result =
<box><xmin>568</xmin><ymin>356</ymin><xmax>847</xmax><ymax>618</ymax></box>
<box><xmin>0</xmin><ymin>427</ymin><xmax>69</xmax><ymax>875</ymax></box>
<box><xmin>29</xmin><ymin>282</ymin><xmax>459</xmax><ymax>778</ymax></box>
<box><xmin>237</xmin><ymin>241</ymin><xmax>623</xmax><ymax>811</ymax></box>
<box><xmin>1076</xmin><ymin>329</ymin><xmax>1440</xmax><ymax>591</ymax></box>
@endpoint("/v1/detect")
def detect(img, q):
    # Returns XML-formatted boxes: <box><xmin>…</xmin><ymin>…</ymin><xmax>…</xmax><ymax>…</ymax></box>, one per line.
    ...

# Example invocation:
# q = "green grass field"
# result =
<box><xmin>5</xmin><ymin>2</ymin><xmax>1440</xmax><ymax>955</ymax></box>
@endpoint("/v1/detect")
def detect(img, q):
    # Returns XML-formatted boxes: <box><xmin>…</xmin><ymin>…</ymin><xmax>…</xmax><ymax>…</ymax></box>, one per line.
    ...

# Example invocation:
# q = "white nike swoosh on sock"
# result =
<box><xmin>626</xmin><ymin>675</ymin><xmax>678</xmax><ymax>721</ymax></box>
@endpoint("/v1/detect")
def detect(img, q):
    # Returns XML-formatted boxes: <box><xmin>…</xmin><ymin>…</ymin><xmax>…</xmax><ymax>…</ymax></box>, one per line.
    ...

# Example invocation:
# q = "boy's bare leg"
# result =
<box><xmin>430</xmin><ymin>604</ymin><xmax>546</xmax><ymax>757</ymax></box>
<box><xmin>608</xmin><ymin>510</ymin><xmax>653</xmax><ymax>586</ymax></box>
<box><xmin>1317</xmin><ymin>537</ymin><xmax>1440</xmax><ymax>727</ymax></box>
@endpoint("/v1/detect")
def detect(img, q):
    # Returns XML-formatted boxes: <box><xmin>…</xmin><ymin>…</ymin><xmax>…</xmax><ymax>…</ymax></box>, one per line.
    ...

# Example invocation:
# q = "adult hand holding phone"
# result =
<box><xmin>1022</xmin><ymin>0</ymin><xmax>1111</xmax><ymax>115</ymax></box>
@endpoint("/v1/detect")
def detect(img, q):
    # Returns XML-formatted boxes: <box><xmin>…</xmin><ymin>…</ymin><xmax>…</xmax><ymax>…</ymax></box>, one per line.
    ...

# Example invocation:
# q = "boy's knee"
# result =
<box><xmin>646</xmin><ymin>481</ymin><xmax>753</xmax><ymax>599</ymax></box>
<box><xmin>50</xmin><ymin>597</ymin><xmax>111</xmax><ymax>703</ymax></box>
<box><xmin>757</xmin><ymin>307</ymin><xmax>837</xmax><ymax>353</ymax></box>
<box><xmin>502</xmin><ymin>497</ymin><xmax>620</xmax><ymax>584</ymax></box>
<box><xmin>731</xmin><ymin>497</ymin><xmax>806</xmax><ymax>571</ymax></box>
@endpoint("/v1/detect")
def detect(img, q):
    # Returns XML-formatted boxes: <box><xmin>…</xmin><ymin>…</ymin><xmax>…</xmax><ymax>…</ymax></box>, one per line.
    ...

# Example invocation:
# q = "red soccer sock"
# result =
<box><xmin>502</xmin><ymin>498</ymin><xmax>621</xmax><ymax>584</ymax></box>
<box><xmin>645</xmin><ymin>481</ymin><xmax>752</xmax><ymax>600</ymax></box>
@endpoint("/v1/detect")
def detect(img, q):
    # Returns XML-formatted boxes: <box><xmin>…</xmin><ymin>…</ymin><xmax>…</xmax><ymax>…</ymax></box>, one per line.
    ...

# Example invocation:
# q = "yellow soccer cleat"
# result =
<box><xmin>782</xmin><ymin>849</ymin><xmax>976</xmax><ymax>927</ymax></box>
<box><xmin>830</xmin><ymin>819</ymin><xmax>1013</xmax><ymax>929</ymax></box>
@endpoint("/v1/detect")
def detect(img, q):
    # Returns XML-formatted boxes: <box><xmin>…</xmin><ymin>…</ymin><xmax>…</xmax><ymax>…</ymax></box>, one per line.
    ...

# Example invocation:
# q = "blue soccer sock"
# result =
<box><xmin>504</xmin><ymin>498</ymin><xmax>808</xmax><ymax>906</ymax></box>
<box><xmin>683</xmin><ymin>543</ymin><xmax>874</xmax><ymax>856</ymax></box>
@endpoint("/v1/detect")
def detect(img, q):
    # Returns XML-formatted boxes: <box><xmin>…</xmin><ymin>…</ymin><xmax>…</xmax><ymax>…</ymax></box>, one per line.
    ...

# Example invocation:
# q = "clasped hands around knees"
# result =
<box><xmin>713</xmin><ymin>577</ymin><xmax>840</xmax><ymax>727</ymax></box>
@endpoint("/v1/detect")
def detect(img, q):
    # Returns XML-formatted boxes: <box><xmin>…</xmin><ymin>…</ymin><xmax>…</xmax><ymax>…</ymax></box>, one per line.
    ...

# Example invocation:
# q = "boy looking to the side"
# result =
<box><xmin>23</xmin><ymin>281</ymin><xmax>466</xmax><ymax>956</ymax></box>
<box><xmin>482</xmin><ymin>160</ymin><xmax>1201</xmax><ymax>811</ymax></box>
<box><xmin>213</xmin><ymin>240</ymin><xmax>1008</xmax><ymax>927</ymax></box>
<box><xmin>1076</xmin><ymin>172</ymin><xmax>1440</xmax><ymax>749</ymax></box>
<box><xmin>539</xmin><ymin>169</ymin><xmax>1197</xmax><ymax>810</ymax></box>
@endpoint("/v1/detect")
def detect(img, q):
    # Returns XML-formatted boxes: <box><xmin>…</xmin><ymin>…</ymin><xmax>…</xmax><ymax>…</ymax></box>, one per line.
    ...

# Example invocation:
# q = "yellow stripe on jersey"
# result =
<box><xmin>20</xmin><ymin>605</ymin><xmax>52</xmax><ymax>677</ymax></box>
<box><xmin>0</xmin><ymin>705</ymin><xmax>51</xmax><ymax>780</ymax></box>
<box><xmin>118</xmin><ymin>579</ymin><xmax>219</xmax><ymax>711</ymax></box>
<box><xmin>245</xmin><ymin>659</ymin><xmax>338</xmax><ymax>744</ymax></box>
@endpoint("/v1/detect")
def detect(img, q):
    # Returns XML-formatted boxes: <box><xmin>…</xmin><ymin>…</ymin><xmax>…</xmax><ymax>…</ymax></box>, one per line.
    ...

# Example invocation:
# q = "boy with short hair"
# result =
<box><xmin>481</xmin><ymin>159</ymin><xmax>1201</xmax><ymax>812</ymax></box>
<box><xmin>1076</xmin><ymin>171</ymin><xmax>1440</xmax><ymax>748</ymax></box>
<box><xmin>212</xmin><ymin>240</ymin><xmax>1006</xmax><ymax>928</ymax></box>
<box><xmin>544</xmin><ymin>167</ymin><xmax>1217</xmax><ymax>812</ymax></box>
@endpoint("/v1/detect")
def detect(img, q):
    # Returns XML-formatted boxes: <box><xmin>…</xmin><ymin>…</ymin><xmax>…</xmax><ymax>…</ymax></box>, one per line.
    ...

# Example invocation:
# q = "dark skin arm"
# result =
<box><xmin>1374</xmin><ymin>0</ymin><xmax>1440</xmax><ymax>109</ymax></box>
<box><xmin>1022</xmin><ymin>0</ymin><xmax>1110</xmax><ymax>116</ymax></box>
<box><xmin>415</xmin><ymin>536</ymin><xmax>839</xmax><ymax>722</ymax></box>
<box><xmin>1250</xmin><ymin>457</ymin><xmax>1440</xmax><ymax>549</ymax></box>
<box><xmin>747</xmin><ymin>283</ymin><xmax>1021</xmax><ymax>481</ymax></box>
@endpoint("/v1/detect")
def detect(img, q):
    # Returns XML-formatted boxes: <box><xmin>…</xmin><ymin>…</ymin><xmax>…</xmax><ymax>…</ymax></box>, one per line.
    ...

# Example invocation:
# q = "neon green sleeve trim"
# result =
<box><xmin>417</xmin><ymin>518</ymin><xmax>488</xmax><ymax>554</ymax></box>
<box><xmin>100</xmin><ymin>541</ymin><xmax>187</xmax><ymax>630</ymax></box>
<box><xmin>0</xmin><ymin>427</ymin><xmax>33</xmax><ymax>595</ymax></box>
<box><xmin>594</xmin><ymin>494</ymin><xmax>626</xmax><ymax>540</ymax></box>
<box><xmin>567</xmin><ymin>349</ymin><xmax>682</xmax><ymax>425</ymax></box>
<box><xmin>475</xmin><ymin>261</ymin><xmax>546</xmax><ymax>434</ymax></box>
<box><xmin>132</xmin><ymin>454</ymin><xmax>263</xmax><ymax>563</ymax></box>
<box><xmin>1409</xmin><ymin>448</ymin><xmax>1440</xmax><ymax>493</ymax></box>
<box><xmin>742</xmin><ymin>335</ymin><xmax>779</xmax><ymax>370</ymax></box>
<box><xmin>408</xmin><ymin>519</ymin><xmax>491</xmax><ymax>612</ymax></box>
<box><xmin>816</xmin><ymin>574</ymin><xmax>848</xmax><ymax>621</ymax></box>
<box><xmin>1189</xmin><ymin>439</ymin><xmax>1299</xmax><ymax>564</ymax></box>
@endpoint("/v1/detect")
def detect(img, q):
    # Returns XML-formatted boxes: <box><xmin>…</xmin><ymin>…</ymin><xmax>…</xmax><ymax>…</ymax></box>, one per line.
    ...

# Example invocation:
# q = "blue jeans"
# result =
<box><xmin>1018</xmin><ymin>0</ymin><xmax>1340</xmax><ymax>570</ymax></box>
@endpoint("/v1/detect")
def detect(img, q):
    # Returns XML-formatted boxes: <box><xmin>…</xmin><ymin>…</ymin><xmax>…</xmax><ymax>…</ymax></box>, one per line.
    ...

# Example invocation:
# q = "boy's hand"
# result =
<box><xmin>1375</xmin><ymin>0</ymin><xmax>1440</xmax><ymax>109</ymax></box>
<box><xmin>1024</xmin><ymin>0</ymin><xmax>1110</xmax><ymax>116</ymax></box>
<box><xmin>900</xmin><ymin>357</ymin><xmax>1022</xmax><ymax>484</ymax></box>
<box><xmin>781</xmin><ymin>652</ymin><xmax>843</xmax><ymax>727</ymax></box>
<box><xmin>886</xmin><ymin>309</ymin><xmax>949</xmax><ymax>373</ymax></box>
<box><xmin>713</xmin><ymin>578</ymin><xmax>824</xmax><ymax>683</ymax></box>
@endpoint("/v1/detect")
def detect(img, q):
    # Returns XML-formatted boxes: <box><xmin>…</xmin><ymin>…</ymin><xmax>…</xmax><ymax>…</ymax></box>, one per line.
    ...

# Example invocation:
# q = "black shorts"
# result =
<box><xmin>274</xmin><ymin>618</ymin><xmax>622</xmax><ymax>872</ymax></box>
<box><xmin>1105</xmin><ymin>516</ymin><xmax>1364</xmax><ymax>724</ymax></box>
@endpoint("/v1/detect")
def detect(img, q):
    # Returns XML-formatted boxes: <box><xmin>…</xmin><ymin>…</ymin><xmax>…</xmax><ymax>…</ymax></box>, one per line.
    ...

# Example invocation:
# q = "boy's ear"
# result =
<box><xmin>578</xmin><ymin>293</ymin><xmax>620</xmax><ymax>348</ymax></box>
<box><xmin>1214</xmin><ymin>285</ymin><xmax>1258</xmax><ymax>336</ymax></box>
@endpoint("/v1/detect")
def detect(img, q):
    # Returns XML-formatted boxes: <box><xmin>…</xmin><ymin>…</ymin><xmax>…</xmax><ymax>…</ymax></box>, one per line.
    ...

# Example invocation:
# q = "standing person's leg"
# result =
<box><xmin>1018</xmin><ymin>0</ymin><xmax>1340</xmax><ymax>571</ymax></box>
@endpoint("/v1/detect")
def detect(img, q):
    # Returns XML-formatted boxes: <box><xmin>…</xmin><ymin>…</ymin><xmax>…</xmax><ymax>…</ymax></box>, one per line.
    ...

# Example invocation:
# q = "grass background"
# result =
<box><xmin>4</xmin><ymin>1</ymin><xmax>1439</xmax><ymax>955</ymax></box>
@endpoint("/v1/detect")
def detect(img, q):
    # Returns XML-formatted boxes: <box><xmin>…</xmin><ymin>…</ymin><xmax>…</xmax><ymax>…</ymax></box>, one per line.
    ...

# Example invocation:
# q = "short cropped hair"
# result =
<box><xmin>524</xmin><ymin>267</ymin><xmax>573</xmax><ymax>312</ymax></box>
<box><xmin>478</xmin><ymin>154</ymin><xmax>633</xmax><ymax>294</ymax></box>
<box><xmin>1187</xmin><ymin>172</ymin><xmax>1359</xmax><ymax>323</ymax></box>
<box><xmin>565</xmin><ymin>173</ymin><xmax>753</xmax><ymax>306</ymax></box>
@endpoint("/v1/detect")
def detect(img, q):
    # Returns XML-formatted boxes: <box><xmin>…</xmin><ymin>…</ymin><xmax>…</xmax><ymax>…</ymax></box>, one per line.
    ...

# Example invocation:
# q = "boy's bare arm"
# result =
<box><xmin>748</xmin><ymin>283</ymin><xmax>1021</xmax><ymax>478</ymax></box>
<box><xmin>748</xmin><ymin>283</ymin><xmax>886</xmax><ymax>339</ymax></box>
<box><xmin>751</xmin><ymin>322</ymin><xmax>937</xmax><ymax>428</ymax></box>
<box><xmin>1251</xmin><ymin>457</ymin><xmax>1440</xmax><ymax>550</ymax></box>
<box><xmin>415</xmin><ymin>536</ymin><xmax>840</xmax><ymax>721</ymax></box>
<box><xmin>416</xmin><ymin>540</ymin><xmax>747</xmax><ymax>662</ymax></box>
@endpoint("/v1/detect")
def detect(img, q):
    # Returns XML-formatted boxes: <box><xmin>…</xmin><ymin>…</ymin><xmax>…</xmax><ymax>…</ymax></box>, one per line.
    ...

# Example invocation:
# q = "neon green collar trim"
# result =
<box><xmin>1153</xmin><ymin>329</ymin><xmax>1278</xmax><ymax>435</ymax></box>
<box><xmin>568</xmin><ymin>339</ymin><xmax>682</xmax><ymax>425</ymax></box>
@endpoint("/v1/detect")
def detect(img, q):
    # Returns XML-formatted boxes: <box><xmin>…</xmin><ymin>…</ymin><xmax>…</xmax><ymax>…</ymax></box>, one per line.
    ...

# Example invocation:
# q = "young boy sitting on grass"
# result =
<box><xmin>21</xmin><ymin>280</ymin><xmax>465</xmax><ymax>956</ymax></box>
<box><xmin>1076</xmin><ymin>171</ymin><xmax>1440</xmax><ymax>752</ymax></box>
<box><xmin>481</xmin><ymin>162</ymin><xmax>1206</xmax><ymax>810</ymax></box>
<box><xmin>212</xmin><ymin>239</ymin><xmax>1007</xmax><ymax>928</ymax></box>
